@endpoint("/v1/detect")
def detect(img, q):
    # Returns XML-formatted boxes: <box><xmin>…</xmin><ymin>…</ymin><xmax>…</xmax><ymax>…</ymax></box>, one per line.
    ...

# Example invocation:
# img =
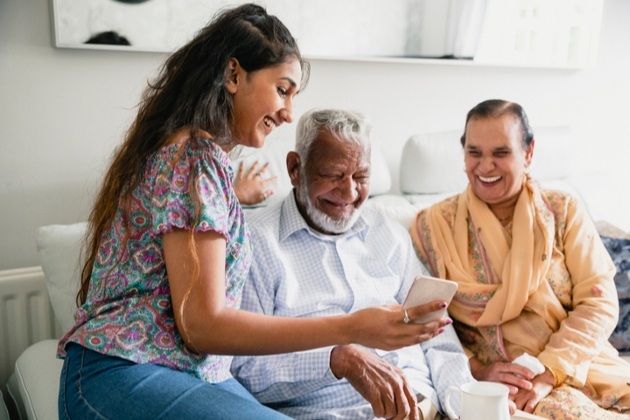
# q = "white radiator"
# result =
<box><xmin>0</xmin><ymin>267</ymin><xmax>61</xmax><ymax>397</ymax></box>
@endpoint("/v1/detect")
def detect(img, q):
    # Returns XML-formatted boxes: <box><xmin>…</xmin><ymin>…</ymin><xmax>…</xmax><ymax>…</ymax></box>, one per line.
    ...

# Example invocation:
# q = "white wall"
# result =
<box><xmin>1</xmin><ymin>0</ymin><xmax>629</xmax><ymax>270</ymax></box>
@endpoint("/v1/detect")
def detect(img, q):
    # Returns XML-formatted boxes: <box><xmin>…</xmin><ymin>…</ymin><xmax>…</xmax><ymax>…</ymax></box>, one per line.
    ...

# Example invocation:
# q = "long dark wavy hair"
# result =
<box><xmin>78</xmin><ymin>3</ymin><xmax>310</xmax><ymax>305</ymax></box>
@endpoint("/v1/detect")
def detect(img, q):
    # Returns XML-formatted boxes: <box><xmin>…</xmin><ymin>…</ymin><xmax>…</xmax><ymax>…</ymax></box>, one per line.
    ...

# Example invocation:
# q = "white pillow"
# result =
<box><xmin>364</xmin><ymin>195</ymin><xmax>418</xmax><ymax>230</ymax></box>
<box><xmin>400</xmin><ymin>130</ymin><xmax>468</xmax><ymax>194</ymax></box>
<box><xmin>528</xmin><ymin>126</ymin><xmax>575</xmax><ymax>181</ymax></box>
<box><xmin>369</xmin><ymin>137</ymin><xmax>393</xmax><ymax>196</ymax></box>
<box><xmin>36</xmin><ymin>222</ymin><xmax>87</xmax><ymax>334</ymax></box>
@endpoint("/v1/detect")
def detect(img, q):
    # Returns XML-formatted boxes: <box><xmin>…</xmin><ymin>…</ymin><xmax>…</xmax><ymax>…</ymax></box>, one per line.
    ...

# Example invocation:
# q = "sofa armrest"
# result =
<box><xmin>8</xmin><ymin>339</ymin><xmax>62</xmax><ymax>420</ymax></box>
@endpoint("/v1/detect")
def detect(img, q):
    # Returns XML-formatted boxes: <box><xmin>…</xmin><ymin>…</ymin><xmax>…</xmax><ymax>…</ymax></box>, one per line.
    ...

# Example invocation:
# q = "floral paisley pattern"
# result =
<box><xmin>58</xmin><ymin>137</ymin><xmax>252</xmax><ymax>383</ymax></box>
<box><xmin>535</xmin><ymin>386</ymin><xmax>630</xmax><ymax>420</ymax></box>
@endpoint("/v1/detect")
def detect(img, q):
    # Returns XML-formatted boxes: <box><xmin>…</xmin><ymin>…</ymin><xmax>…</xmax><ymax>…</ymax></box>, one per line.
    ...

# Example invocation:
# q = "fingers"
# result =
<box><xmin>354</xmin><ymin>306</ymin><xmax>449</xmax><ymax>351</ymax></box>
<box><xmin>399</xmin><ymin>305</ymin><xmax>451</xmax><ymax>343</ymax></box>
<box><xmin>496</xmin><ymin>365</ymin><xmax>535</xmax><ymax>390</ymax></box>
<box><xmin>236</xmin><ymin>161</ymin><xmax>246</xmax><ymax>179</ymax></box>
<box><xmin>247</xmin><ymin>161</ymin><xmax>271</xmax><ymax>178</ymax></box>
<box><xmin>380</xmin><ymin>324</ymin><xmax>443</xmax><ymax>350</ymax></box>
<box><xmin>233</xmin><ymin>161</ymin><xmax>277</xmax><ymax>205</ymax></box>
<box><xmin>404</xmin><ymin>300</ymin><xmax>448</xmax><ymax>322</ymax></box>
<box><xmin>259</xmin><ymin>189</ymin><xmax>275</xmax><ymax>202</ymax></box>
<box><xmin>513</xmin><ymin>391</ymin><xmax>536</xmax><ymax>413</ymax></box>
<box><xmin>372</xmin><ymin>375</ymin><xmax>416</xmax><ymax>420</ymax></box>
<box><xmin>243</xmin><ymin>161</ymin><xmax>275</xmax><ymax>183</ymax></box>
<box><xmin>487</xmin><ymin>364</ymin><xmax>533</xmax><ymax>390</ymax></box>
<box><xmin>245</xmin><ymin>160</ymin><xmax>260</xmax><ymax>177</ymax></box>
<box><xmin>261</xmin><ymin>175</ymin><xmax>278</xmax><ymax>188</ymax></box>
<box><xmin>334</xmin><ymin>344</ymin><xmax>415</xmax><ymax>420</ymax></box>
<box><xmin>512</xmin><ymin>375</ymin><xmax>553</xmax><ymax>413</ymax></box>
<box><xmin>400</xmin><ymin>377</ymin><xmax>419</xmax><ymax>420</ymax></box>
<box><xmin>508</xmin><ymin>400</ymin><xmax>517</xmax><ymax>416</ymax></box>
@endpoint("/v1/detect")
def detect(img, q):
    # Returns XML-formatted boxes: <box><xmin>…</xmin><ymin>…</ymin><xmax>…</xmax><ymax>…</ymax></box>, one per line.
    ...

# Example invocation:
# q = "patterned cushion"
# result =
<box><xmin>600</xmin><ymin>235</ymin><xmax>630</xmax><ymax>352</ymax></box>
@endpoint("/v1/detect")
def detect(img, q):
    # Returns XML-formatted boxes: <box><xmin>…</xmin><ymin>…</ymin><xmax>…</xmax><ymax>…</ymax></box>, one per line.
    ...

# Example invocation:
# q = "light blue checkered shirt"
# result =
<box><xmin>231</xmin><ymin>192</ymin><xmax>473</xmax><ymax>419</ymax></box>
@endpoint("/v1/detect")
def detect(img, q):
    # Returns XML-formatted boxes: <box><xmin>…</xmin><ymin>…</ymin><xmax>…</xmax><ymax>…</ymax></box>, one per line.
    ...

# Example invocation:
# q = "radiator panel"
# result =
<box><xmin>0</xmin><ymin>267</ymin><xmax>61</xmax><ymax>397</ymax></box>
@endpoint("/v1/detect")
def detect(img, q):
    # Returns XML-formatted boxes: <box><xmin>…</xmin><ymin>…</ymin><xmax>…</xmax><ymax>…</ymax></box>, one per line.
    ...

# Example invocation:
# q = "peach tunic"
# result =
<box><xmin>411</xmin><ymin>176</ymin><xmax>630</xmax><ymax>418</ymax></box>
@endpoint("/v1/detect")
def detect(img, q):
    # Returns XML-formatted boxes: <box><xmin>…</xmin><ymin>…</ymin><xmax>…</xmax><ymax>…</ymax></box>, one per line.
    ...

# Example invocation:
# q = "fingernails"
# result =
<box><xmin>439</xmin><ymin>302</ymin><xmax>447</xmax><ymax>308</ymax></box>
<box><xmin>438</xmin><ymin>328</ymin><xmax>445</xmax><ymax>334</ymax></box>
<box><xmin>445</xmin><ymin>318</ymin><xmax>453</xmax><ymax>325</ymax></box>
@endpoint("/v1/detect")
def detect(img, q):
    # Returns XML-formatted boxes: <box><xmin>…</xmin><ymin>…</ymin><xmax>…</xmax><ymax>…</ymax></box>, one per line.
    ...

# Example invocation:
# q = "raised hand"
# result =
<box><xmin>233</xmin><ymin>160</ymin><xmax>277</xmax><ymax>205</ymax></box>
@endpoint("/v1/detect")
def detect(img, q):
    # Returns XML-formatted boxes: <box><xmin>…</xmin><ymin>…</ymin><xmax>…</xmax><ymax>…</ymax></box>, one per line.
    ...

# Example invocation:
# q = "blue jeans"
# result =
<box><xmin>59</xmin><ymin>343</ymin><xmax>290</xmax><ymax>420</ymax></box>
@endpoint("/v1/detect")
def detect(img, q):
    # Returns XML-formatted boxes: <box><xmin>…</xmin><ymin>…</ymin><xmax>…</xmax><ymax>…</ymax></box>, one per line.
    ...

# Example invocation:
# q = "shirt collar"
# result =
<box><xmin>279</xmin><ymin>190</ymin><xmax>369</xmax><ymax>242</ymax></box>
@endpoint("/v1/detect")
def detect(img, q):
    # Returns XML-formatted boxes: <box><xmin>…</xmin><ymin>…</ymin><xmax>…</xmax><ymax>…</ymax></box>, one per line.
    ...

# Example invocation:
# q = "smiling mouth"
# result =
<box><xmin>263</xmin><ymin>117</ymin><xmax>276</xmax><ymax>130</ymax></box>
<box><xmin>323</xmin><ymin>197</ymin><xmax>362</xmax><ymax>212</ymax></box>
<box><xmin>478</xmin><ymin>175</ymin><xmax>501</xmax><ymax>183</ymax></box>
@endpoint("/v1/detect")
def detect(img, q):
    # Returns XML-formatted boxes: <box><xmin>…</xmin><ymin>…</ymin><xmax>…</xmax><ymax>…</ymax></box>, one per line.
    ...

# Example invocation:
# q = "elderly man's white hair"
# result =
<box><xmin>295</xmin><ymin>108</ymin><xmax>372</xmax><ymax>164</ymax></box>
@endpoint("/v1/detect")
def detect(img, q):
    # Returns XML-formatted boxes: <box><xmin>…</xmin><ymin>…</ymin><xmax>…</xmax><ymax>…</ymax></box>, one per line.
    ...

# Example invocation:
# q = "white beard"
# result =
<box><xmin>297</xmin><ymin>177</ymin><xmax>362</xmax><ymax>234</ymax></box>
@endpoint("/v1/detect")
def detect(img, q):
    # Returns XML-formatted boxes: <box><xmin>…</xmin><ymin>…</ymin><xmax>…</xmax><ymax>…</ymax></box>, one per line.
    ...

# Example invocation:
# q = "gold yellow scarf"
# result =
<box><xmin>412</xmin><ymin>176</ymin><xmax>567</xmax><ymax>327</ymax></box>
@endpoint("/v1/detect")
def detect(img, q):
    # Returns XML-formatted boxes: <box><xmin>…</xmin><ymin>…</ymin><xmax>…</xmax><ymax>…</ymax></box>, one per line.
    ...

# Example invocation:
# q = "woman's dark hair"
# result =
<box><xmin>460</xmin><ymin>99</ymin><xmax>534</xmax><ymax>148</ymax></box>
<box><xmin>78</xmin><ymin>3</ymin><xmax>310</xmax><ymax>304</ymax></box>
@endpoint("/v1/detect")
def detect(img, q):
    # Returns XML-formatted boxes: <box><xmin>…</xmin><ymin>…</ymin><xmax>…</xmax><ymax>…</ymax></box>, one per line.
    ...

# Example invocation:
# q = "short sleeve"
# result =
<box><xmin>149</xmin><ymin>139</ymin><xmax>236</xmax><ymax>238</ymax></box>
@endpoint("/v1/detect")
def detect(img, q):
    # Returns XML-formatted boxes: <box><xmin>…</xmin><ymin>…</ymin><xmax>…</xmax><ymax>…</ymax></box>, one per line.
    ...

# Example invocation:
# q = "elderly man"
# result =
<box><xmin>231</xmin><ymin>109</ymin><xmax>474</xmax><ymax>420</ymax></box>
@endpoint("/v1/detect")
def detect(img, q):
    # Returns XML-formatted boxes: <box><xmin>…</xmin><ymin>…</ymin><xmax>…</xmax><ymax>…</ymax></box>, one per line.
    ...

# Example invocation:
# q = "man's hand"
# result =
<box><xmin>330</xmin><ymin>345</ymin><xmax>419</xmax><ymax>420</ymax></box>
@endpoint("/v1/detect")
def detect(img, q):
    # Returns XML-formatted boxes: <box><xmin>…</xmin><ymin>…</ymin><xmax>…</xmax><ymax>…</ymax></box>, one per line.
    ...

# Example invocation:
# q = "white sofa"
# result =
<box><xmin>4</xmin><ymin>126</ymin><xmax>629</xmax><ymax>419</ymax></box>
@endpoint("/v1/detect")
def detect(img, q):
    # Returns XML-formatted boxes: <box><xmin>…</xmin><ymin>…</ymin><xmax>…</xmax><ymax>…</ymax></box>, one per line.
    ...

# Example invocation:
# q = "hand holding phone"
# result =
<box><xmin>402</xmin><ymin>275</ymin><xmax>458</xmax><ymax>324</ymax></box>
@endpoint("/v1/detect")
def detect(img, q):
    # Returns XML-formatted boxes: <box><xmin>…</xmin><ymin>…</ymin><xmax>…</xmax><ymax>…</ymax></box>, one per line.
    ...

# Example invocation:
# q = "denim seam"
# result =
<box><xmin>76</xmin><ymin>346</ymin><xmax>110</xmax><ymax>420</ymax></box>
<box><xmin>59</xmin><ymin>352</ymin><xmax>70</xmax><ymax>420</ymax></box>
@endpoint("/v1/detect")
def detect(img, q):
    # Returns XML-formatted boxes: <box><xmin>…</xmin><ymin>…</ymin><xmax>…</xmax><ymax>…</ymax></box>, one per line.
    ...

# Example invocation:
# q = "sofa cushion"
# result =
<box><xmin>400</xmin><ymin>129</ymin><xmax>467</xmax><ymax>195</ymax></box>
<box><xmin>600</xmin><ymin>235</ymin><xmax>630</xmax><ymax>352</ymax></box>
<box><xmin>36</xmin><ymin>223</ymin><xmax>87</xmax><ymax>334</ymax></box>
<box><xmin>10</xmin><ymin>339</ymin><xmax>63</xmax><ymax>420</ymax></box>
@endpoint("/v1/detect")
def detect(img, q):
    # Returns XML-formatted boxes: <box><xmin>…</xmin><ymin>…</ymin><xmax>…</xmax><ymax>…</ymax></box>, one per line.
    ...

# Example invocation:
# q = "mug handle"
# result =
<box><xmin>444</xmin><ymin>385</ymin><xmax>461</xmax><ymax>419</ymax></box>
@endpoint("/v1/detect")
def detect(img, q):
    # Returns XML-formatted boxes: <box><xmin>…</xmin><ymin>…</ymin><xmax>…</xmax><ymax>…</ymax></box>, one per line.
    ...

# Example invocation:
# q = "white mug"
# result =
<box><xmin>444</xmin><ymin>381</ymin><xmax>510</xmax><ymax>420</ymax></box>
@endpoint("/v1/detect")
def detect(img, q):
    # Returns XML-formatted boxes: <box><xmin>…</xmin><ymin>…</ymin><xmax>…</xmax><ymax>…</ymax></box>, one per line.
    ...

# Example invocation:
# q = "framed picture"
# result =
<box><xmin>49</xmin><ymin>0</ymin><xmax>603</xmax><ymax>68</ymax></box>
<box><xmin>49</xmin><ymin>0</ymin><xmax>416</xmax><ymax>56</ymax></box>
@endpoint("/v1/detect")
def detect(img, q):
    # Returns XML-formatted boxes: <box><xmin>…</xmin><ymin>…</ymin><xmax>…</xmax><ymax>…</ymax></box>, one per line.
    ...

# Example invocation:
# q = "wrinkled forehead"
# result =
<box><xmin>466</xmin><ymin>115</ymin><xmax>523</xmax><ymax>143</ymax></box>
<box><xmin>308</xmin><ymin>131</ymin><xmax>370</xmax><ymax>166</ymax></box>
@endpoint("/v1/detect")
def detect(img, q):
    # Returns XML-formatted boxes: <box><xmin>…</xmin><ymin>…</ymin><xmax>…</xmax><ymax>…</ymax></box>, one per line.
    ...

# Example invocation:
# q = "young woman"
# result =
<box><xmin>58</xmin><ymin>4</ymin><xmax>441</xmax><ymax>419</ymax></box>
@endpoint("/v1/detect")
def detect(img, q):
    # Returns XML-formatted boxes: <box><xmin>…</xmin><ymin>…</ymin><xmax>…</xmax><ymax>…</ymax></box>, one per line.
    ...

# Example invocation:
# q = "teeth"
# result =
<box><xmin>479</xmin><ymin>175</ymin><xmax>501</xmax><ymax>183</ymax></box>
<box><xmin>263</xmin><ymin>117</ymin><xmax>276</xmax><ymax>129</ymax></box>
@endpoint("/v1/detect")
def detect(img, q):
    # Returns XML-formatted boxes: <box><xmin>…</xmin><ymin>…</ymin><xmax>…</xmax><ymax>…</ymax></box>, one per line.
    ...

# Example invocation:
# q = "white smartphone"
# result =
<box><xmin>402</xmin><ymin>275</ymin><xmax>458</xmax><ymax>323</ymax></box>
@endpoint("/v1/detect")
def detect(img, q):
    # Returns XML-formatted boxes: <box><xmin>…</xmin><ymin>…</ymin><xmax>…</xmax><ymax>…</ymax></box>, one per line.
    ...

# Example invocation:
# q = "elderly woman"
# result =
<box><xmin>410</xmin><ymin>99</ymin><xmax>630</xmax><ymax>419</ymax></box>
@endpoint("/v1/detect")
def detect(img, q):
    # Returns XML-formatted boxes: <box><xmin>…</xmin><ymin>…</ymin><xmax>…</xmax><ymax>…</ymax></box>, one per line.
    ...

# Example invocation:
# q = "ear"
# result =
<box><xmin>524</xmin><ymin>139</ymin><xmax>535</xmax><ymax>167</ymax></box>
<box><xmin>225</xmin><ymin>58</ymin><xmax>242</xmax><ymax>94</ymax></box>
<box><xmin>286</xmin><ymin>151</ymin><xmax>301</xmax><ymax>188</ymax></box>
